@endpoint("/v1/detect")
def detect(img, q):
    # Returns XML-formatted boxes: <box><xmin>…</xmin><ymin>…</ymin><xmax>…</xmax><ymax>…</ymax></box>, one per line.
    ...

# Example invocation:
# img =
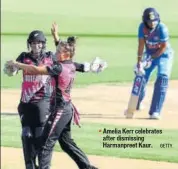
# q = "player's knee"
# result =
<box><xmin>22</xmin><ymin>126</ymin><xmax>33</xmax><ymax>138</ymax></box>
<box><xmin>58</xmin><ymin>137</ymin><xmax>67</xmax><ymax>149</ymax></box>
<box><xmin>59</xmin><ymin>142</ymin><xmax>66</xmax><ymax>151</ymax></box>
<box><xmin>155</xmin><ymin>74</ymin><xmax>169</xmax><ymax>90</ymax></box>
<box><xmin>58</xmin><ymin>136</ymin><xmax>72</xmax><ymax>151</ymax></box>
<box><xmin>158</xmin><ymin>68</ymin><xmax>172</xmax><ymax>78</ymax></box>
<box><xmin>35</xmin><ymin>127</ymin><xmax>44</xmax><ymax>138</ymax></box>
<box><xmin>43</xmin><ymin>140</ymin><xmax>56</xmax><ymax>152</ymax></box>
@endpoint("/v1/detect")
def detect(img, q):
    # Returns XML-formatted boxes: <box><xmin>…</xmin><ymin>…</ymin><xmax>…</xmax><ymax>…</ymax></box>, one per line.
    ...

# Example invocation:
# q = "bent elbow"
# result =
<box><xmin>160</xmin><ymin>43</ymin><xmax>167</xmax><ymax>52</ymax></box>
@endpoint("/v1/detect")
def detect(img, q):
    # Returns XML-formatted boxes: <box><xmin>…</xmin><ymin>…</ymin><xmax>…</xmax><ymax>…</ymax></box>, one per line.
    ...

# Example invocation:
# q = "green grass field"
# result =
<box><xmin>1</xmin><ymin>0</ymin><xmax>178</xmax><ymax>88</ymax></box>
<box><xmin>1</xmin><ymin>115</ymin><xmax>178</xmax><ymax>163</ymax></box>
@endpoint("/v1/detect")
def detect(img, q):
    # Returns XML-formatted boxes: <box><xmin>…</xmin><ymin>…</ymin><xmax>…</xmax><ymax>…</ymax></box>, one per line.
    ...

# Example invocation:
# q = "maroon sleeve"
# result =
<box><xmin>16</xmin><ymin>52</ymin><xmax>26</xmax><ymax>63</ymax></box>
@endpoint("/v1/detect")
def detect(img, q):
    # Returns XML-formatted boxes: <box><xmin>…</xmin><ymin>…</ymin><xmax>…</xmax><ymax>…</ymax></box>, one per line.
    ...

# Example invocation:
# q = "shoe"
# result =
<box><xmin>91</xmin><ymin>167</ymin><xmax>99</xmax><ymax>169</ymax></box>
<box><xmin>149</xmin><ymin>112</ymin><xmax>160</xmax><ymax>120</ymax></box>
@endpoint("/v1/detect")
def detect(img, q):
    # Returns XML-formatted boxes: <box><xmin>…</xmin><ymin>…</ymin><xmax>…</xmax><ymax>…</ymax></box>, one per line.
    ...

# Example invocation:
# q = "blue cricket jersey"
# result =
<box><xmin>138</xmin><ymin>22</ymin><xmax>172</xmax><ymax>55</ymax></box>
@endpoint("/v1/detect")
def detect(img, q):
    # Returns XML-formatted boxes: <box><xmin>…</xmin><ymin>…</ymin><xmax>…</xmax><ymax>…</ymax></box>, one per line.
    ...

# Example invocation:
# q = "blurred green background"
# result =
<box><xmin>1</xmin><ymin>0</ymin><xmax>178</xmax><ymax>88</ymax></box>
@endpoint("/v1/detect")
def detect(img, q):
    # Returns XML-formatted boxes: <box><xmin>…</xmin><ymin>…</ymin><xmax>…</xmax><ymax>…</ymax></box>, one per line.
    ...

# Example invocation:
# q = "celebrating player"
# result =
<box><xmin>4</xmin><ymin>30</ymin><xmax>56</xmax><ymax>169</ymax></box>
<box><xmin>5</xmin><ymin>23</ymin><xmax>107</xmax><ymax>169</ymax></box>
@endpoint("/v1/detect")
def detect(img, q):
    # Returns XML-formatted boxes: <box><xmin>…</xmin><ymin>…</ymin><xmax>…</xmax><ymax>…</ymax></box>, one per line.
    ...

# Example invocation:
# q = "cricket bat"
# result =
<box><xmin>125</xmin><ymin>75</ymin><xmax>145</xmax><ymax>118</ymax></box>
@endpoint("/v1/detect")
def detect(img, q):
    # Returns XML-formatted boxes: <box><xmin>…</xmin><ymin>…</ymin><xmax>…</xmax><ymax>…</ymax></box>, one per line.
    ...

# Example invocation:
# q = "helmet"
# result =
<box><xmin>142</xmin><ymin>8</ymin><xmax>160</xmax><ymax>29</ymax></box>
<box><xmin>27</xmin><ymin>30</ymin><xmax>46</xmax><ymax>53</ymax></box>
<box><xmin>27</xmin><ymin>30</ymin><xmax>46</xmax><ymax>43</ymax></box>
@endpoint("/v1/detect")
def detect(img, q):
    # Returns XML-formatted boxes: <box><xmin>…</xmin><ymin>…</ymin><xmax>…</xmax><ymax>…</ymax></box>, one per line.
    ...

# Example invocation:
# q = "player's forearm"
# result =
<box><xmin>74</xmin><ymin>62</ymin><xmax>85</xmax><ymax>72</ymax></box>
<box><xmin>137</xmin><ymin>55</ymin><xmax>142</xmax><ymax>63</ymax></box>
<box><xmin>152</xmin><ymin>43</ymin><xmax>167</xmax><ymax>58</ymax></box>
<box><xmin>137</xmin><ymin>39</ymin><xmax>145</xmax><ymax>63</ymax></box>
<box><xmin>51</xmin><ymin>23</ymin><xmax>60</xmax><ymax>46</ymax></box>
<box><xmin>74</xmin><ymin>62</ymin><xmax>92</xmax><ymax>72</ymax></box>
<box><xmin>53</xmin><ymin>34</ymin><xmax>60</xmax><ymax>46</ymax></box>
<box><xmin>15</xmin><ymin>62</ymin><xmax>48</xmax><ymax>74</ymax></box>
<box><xmin>15</xmin><ymin>62</ymin><xmax>39</xmax><ymax>73</ymax></box>
<box><xmin>137</xmin><ymin>49</ymin><xmax>144</xmax><ymax>63</ymax></box>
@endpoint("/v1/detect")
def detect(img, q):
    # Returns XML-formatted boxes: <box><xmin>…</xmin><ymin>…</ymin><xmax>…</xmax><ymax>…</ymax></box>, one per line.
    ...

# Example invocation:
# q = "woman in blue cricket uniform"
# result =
<box><xmin>136</xmin><ymin>7</ymin><xmax>174</xmax><ymax>119</ymax></box>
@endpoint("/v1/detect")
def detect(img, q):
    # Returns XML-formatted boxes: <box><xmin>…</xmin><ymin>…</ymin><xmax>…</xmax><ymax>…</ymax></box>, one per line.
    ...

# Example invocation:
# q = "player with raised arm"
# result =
<box><xmin>6</xmin><ymin>24</ymin><xmax>107</xmax><ymax>169</ymax></box>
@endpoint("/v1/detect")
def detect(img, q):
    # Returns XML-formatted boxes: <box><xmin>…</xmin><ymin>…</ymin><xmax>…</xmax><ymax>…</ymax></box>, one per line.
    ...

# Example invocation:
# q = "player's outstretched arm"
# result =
<box><xmin>74</xmin><ymin>57</ymin><xmax>108</xmax><ymax>73</ymax></box>
<box><xmin>6</xmin><ymin>60</ymin><xmax>48</xmax><ymax>75</ymax></box>
<box><xmin>6</xmin><ymin>60</ymin><xmax>62</xmax><ymax>76</ymax></box>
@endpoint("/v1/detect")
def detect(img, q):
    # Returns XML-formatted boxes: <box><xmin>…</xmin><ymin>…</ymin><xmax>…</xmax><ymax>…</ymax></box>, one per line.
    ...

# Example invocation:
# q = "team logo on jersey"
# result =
<box><xmin>43</xmin><ymin>58</ymin><xmax>53</xmax><ymax>66</ymax></box>
<box><xmin>149</xmin><ymin>12</ymin><xmax>155</xmax><ymax>20</ymax></box>
<box><xmin>34</xmin><ymin>33</ymin><xmax>39</xmax><ymax>37</ymax></box>
<box><xmin>24</xmin><ymin>59</ymin><xmax>32</xmax><ymax>64</ymax></box>
<box><xmin>154</xmin><ymin>36</ymin><xmax>159</xmax><ymax>40</ymax></box>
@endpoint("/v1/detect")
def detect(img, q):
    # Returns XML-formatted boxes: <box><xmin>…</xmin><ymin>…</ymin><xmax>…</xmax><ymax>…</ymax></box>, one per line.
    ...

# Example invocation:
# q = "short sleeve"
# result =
<box><xmin>159</xmin><ymin>24</ymin><xmax>169</xmax><ymax>42</ymax></box>
<box><xmin>16</xmin><ymin>52</ymin><xmax>26</xmax><ymax>63</ymax></box>
<box><xmin>46</xmin><ymin>62</ymin><xmax>62</xmax><ymax>76</ymax></box>
<box><xmin>46</xmin><ymin>53</ymin><xmax>62</xmax><ymax>76</ymax></box>
<box><xmin>138</xmin><ymin>23</ymin><xmax>144</xmax><ymax>39</ymax></box>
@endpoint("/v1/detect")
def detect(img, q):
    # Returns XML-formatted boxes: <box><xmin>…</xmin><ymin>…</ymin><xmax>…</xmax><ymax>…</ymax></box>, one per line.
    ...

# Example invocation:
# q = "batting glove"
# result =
<box><xmin>142</xmin><ymin>55</ymin><xmax>152</xmax><ymax>69</ymax></box>
<box><xmin>134</xmin><ymin>62</ymin><xmax>145</xmax><ymax>76</ymax></box>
